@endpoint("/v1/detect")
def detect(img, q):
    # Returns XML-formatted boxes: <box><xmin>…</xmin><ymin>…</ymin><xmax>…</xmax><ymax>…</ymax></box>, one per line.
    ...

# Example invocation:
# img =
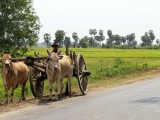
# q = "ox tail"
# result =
<box><xmin>65</xmin><ymin>82</ymin><xmax>69</xmax><ymax>96</ymax></box>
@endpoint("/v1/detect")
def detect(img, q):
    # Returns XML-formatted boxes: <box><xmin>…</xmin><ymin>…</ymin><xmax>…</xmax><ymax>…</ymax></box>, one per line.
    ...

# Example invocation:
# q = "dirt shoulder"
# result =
<box><xmin>0</xmin><ymin>69</ymin><xmax>160</xmax><ymax>115</ymax></box>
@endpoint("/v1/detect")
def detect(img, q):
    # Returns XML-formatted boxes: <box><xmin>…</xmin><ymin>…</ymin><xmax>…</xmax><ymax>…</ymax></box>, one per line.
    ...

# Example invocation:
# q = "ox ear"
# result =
<box><xmin>47</xmin><ymin>50</ymin><xmax>50</xmax><ymax>55</ymax></box>
<box><xmin>9</xmin><ymin>53</ymin><xmax>12</xmax><ymax>58</ymax></box>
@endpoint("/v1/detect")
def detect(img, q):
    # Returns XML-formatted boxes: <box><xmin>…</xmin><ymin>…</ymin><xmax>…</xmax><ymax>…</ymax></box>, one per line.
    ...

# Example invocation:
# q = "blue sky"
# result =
<box><xmin>33</xmin><ymin>0</ymin><xmax>160</xmax><ymax>44</ymax></box>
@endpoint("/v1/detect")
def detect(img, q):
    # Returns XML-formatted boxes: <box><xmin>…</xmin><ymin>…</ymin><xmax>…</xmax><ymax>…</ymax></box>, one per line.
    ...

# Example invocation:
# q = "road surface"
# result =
<box><xmin>1</xmin><ymin>77</ymin><xmax>160</xmax><ymax>120</ymax></box>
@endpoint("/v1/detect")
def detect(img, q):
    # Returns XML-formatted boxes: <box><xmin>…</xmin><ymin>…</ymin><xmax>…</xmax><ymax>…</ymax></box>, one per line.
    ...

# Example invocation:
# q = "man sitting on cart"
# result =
<box><xmin>50</xmin><ymin>43</ymin><xmax>61</xmax><ymax>55</ymax></box>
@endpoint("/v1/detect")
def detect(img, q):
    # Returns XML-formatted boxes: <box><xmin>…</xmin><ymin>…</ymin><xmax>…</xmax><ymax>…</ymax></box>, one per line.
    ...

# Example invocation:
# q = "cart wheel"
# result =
<box><xmin>29</xmin><ymin>67</ymin><xmax>44</xmax><ymax>98</ymax></box>
<box><xmin>76</xmin><ymin>54</ymin><xmax>88</xmax><ymax>95</ymax></box>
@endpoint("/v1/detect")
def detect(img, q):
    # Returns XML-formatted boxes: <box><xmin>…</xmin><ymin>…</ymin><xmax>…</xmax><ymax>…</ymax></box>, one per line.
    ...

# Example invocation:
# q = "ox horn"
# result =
<box><xmin>47</xmin><ymin>50</ymin><xmax>50</xmax><ymax>55</ymax></box>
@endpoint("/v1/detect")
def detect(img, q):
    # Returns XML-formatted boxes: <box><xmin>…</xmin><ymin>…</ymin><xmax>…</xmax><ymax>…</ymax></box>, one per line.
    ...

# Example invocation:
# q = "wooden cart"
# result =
<box><xmin>5</xmin><ymin>46</ymin><xmax>91</xmax><ymax>98</ymax></box>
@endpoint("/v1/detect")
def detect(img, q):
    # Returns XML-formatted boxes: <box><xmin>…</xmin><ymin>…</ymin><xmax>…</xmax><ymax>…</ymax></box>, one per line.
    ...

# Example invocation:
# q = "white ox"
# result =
<box><xmin>46</xmin><ymin>51</ymin><xmax>73</xmax><ymax>100</ymax></box>
<box><xmin>1</xmin><ymin>54</ymin><xmax>30</xmax><ymax>103</ymax></box>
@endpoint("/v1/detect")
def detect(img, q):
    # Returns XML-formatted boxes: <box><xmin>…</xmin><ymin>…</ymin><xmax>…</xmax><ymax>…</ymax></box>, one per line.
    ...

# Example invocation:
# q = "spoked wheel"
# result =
<box><xmin>29</xmin><ymin>67</ymin><xmax>44</xmax><ymax>98</ymax></box>
<box><xmin>76</xmin><ymin>54</ymin><xmax>88</xmax><ymax>95</ymax></box>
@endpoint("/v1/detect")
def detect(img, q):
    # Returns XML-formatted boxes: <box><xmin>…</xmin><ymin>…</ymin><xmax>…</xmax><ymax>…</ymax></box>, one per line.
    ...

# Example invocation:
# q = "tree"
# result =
<box><xmin>114</xmin><ymin>34</ymin><xmax>121</xmax><ymax>45</ymax></box>
<box><xmin>107</xmin><ymin>30</ymin><xmax>114</xmax><ymax>47</ymax></box>
<box><xmin>141</xmin><ymin>30</ymin><xmax>155</xmax><ymax>46</ymax></box>
<box><xmin>64</xmin><ymin>36</ymin><xmax>71</xmax><ymax>46</ymax></box>
<box><xmin>0</xmin><ymin>0</ymin><xmax>41</xmax><ymax>57</ymax></box>
<box><xmin>107</xmin><ymin>30</ymin><xmax>112</xmax><ymax>38</ymax></box>
<box><xmin>79</xmin><ymin>36</ymin><xmax>89</xmax><ymax>48</ymax></box>
<box><xmin>99</xmin><ymin>30</ymin><xmax>105</xmax><ymax>46</ymax></box>
<box><xmin>95</xmin><ymin>35</ymin><xmax>105</xmax><ymax>47</ymax></box>
<box><xmin>126</xmin><ymin>33</ymin><xmax>135</xmax><ymax>47</ymax></box>
<box><xmin>92</xmin><ymin>29</ymin><xmax>97</xmax><ymax>36</ymax></box>
<box><xmin>72</xmin><ymin>32</ymin><xmax>79</xmax><ymax>48</ymax></box>
<box><xmin>54</xmin><ymin>30</ymin><xmax>64</xmax><ymax>47</ymax></box>
<box><xmin>88</xmin><ymin>37</ymin><xmax>94</xmax><ymax>47</ymax></box>
<box><xmin>121</xmin><ymin>36</ymin><xmax>126</xmax><ymax>44</ymax></box>
<box><xmin>156</xmin><ymin>39</ymin><xmax>159</xmax><ymax>45</ymax></box>
<box><xmin>44</xmin><ymin>33</ymin><xmax>51</xmax><ymax>48</ymax></box>
<box><xmin>89</xmin><ymin>29</ymin><xmax>93</xmax><ymax>37</ymax></box>
<box><xmin>132</xmin><ymin>40</ymin><xmax>137</xmax><ymax>47</ymax></box>
<box><xmin>149</xmin><ymin>30</ymin><xmax>155</xmax><ymax>43</ymax></box>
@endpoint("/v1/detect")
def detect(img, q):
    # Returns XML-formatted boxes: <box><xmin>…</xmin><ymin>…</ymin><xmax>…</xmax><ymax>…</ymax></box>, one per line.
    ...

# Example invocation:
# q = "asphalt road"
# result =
<box><xmin>1</xmin><ymin>77</ymin><xmax>160</xmax><ymax>120</ymax></box>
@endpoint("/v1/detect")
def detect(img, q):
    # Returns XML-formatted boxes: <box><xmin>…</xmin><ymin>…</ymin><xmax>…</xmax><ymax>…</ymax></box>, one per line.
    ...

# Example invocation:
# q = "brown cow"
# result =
<box><xmin>1</xmin><ymin>54</ymin><xmax>30</xmax><ymax>103</ymax></box>
<box><xmin>46</xmin><ymin>51</ymin><xmax>73</xmax><ymax>101</ymax></box>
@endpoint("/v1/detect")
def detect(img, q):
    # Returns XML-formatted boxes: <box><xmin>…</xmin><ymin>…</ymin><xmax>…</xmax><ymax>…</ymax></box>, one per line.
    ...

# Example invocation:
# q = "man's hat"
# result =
<box><xmin>51</xmin><ymin>43</ymin><xmax>59</xmax><ymax>47</ymax></box>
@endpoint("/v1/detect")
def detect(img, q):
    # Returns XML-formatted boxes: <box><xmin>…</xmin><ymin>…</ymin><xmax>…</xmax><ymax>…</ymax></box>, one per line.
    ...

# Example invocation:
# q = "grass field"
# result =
<box><xmin>1</xmin><ymin>47</ymin><xmax>160</xmax><ymax>101</ymax></box>
<box><xmin>28</xmin><ymin>47</ymin><xmax>160</xmax><ymax>58</ymax></box>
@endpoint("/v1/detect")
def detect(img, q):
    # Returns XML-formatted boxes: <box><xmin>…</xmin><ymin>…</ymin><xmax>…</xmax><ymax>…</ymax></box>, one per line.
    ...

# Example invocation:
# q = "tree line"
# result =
<box><xmin>44</xmin><ymin>29</ymin><xmax>159</xmax><ymax>48</ymax></box>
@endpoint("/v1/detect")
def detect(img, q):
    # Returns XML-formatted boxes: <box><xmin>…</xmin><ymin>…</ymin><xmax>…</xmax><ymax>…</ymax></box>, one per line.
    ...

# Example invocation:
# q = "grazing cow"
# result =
<box><xmin>1</xmin><ymin>54</ymin><xmax>30</xmax><ymax>103</ymax></box>
<box><xmin>46</xmin><ymin>51</ymin><xmax>73</xmax><ymax>101</ymax></box>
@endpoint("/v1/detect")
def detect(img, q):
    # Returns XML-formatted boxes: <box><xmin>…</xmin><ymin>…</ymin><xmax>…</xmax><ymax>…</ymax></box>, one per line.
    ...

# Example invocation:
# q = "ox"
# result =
<box><xmin>1</xmin><ymin>54</ymin><xmax>30</xmax><ymax>103</ymax></box>
<box><xmin>46</xmin><ymin>51</ymin><xmax>73</xmax><ymax>101</ymax></box>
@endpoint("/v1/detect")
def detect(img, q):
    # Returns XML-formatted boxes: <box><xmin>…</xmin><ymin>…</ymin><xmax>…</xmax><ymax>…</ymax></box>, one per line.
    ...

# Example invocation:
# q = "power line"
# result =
<box><xmin>132</xmin><ymin>0</ymin><xmax>160</xmax><ymax>10</ymax></box>
<box><xmin>144</xmin><ymin>0</ymin><xmax>160</xmax><ymax>7</ymax></box>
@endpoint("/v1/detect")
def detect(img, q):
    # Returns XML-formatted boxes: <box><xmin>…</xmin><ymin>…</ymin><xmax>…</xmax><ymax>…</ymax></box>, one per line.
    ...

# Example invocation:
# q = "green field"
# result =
<box><xmin>1</xmin><ymin>47</ymin><xmax>160</xmax><ymax>101</ymax></box>
<box><xmin>28</xmin><ymin>47</ymin><xmax>160</xmax><ymax>58</ymax></box>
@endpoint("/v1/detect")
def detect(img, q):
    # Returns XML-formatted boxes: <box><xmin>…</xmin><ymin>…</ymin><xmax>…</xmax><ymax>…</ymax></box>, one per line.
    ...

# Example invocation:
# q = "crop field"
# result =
<box><xmin>1</xmin><ymin>47</ymin><xmax>160</xmax><ymax>101</ymax></box>
<box><xmin>28</xmin><ymin>47</ymin><xmax>160</xmax><ymax>58</ymax></box>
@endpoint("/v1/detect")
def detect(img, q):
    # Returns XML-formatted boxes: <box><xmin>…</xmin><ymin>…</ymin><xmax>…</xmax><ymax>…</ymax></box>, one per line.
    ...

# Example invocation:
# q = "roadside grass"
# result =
<box><xmin>1</xmin><ymin>47</ymin><xmax>160</xmax><ymax>101</ymax></box>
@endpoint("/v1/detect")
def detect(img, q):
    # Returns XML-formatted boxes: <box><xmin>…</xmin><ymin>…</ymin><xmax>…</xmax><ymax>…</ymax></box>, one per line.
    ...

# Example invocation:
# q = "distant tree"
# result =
<box><xmin>88</xmin><ymin>37</ymin><xmax>94</xmax><ymax>47</ymax></box>
<box><xmin>149</xmin><ymin>30</ymin><xmax>155</xmax><ymax>43</ymax></box>
<box><xmin>79</xmin><ymin>36</ymin><xmax>89</xmax><ymax>48</ymax></box>
<box><xmin>89</xmin><ymin>29</ymin><xmax>93</xmax><ymax>37</ymax></box>
<box><xmin>54</xmin><ymin>30</ymin><xmax>64</xmax><ymax>47</ymax></box>
<box><xmin>92</xmin><ymin>29</ymin><xmax>97</xmax><ymax>37</ymax></box>
<box><xmin>107</xmin><ymin>30</ymin><xmax>114</xmax><ymax>47</ymax></box>
<box><xmin>126</xmin><ymin>33</ymin><xmax>135</xmax><ymax>47</ymax></box>
<box><xmin>121</xmin><ymin>36</ymin><xmax>126</xmax><ymax>44</ymax></box>
<box><xmin>95</xmin><ymin>35</ymin><xmax>105</xmax><ymax>47</ymax></box>
<box><xmin>0</xmin><ymin>0</ymin><xmax>41</xmax><ymax>57</ymax></box>
<box><xmin>141</xmin><ymin>30</ymin><xmax>155</xmax><ymax>46</ymax></box>
<box><xmin>107</xmin><ymin>30</ymin><xmax>112</xmax><ymax>38</ymax></box>
<box><xmin>114</xmin><ymin>34</ymin><xmax>121</xmax><ymax>45</ymax></box>
<box><xmin>64</xmin><ymin>36</ymin><xmax>71</xmax><ymax>46</ymax></box>
<box><xmin>99</xmin><ymin>30</ymin><xmax>105</xmax><ymax>46</ymax></box>
<box><xmin>44</xmin><ymin>33</ymin><xmax>51</xmax><ymax>48</ymax></box>
<box><xmin>156</xmin><ymin>39</ymin><xmax>160</xmax><ymax>44</ymax></box>
<box><xmin>72</xmin><ymin>32</ymin><xmax>79</xmax><ymax>48</ymax></box>
<box><xmin>106</xmin><ymin>38</ymin><xmax>111</xmax><ymax>47</ymax></box>
<box><xmin>99</xmin><ymin>30</ymin><xmax>103</xmax><ymax>36</ymax></box>
<box><xmin>132</xmin><ymin>40</ymin><xmax>137</xmax><ymax>47</ymax></box>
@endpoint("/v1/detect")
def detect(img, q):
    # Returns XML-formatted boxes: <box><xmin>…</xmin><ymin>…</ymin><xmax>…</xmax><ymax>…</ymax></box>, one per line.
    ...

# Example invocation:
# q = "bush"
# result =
<box><xmin>90</xmin><ymin>58</ymin><xmax>152</xmax><ymax>81</ymax></box>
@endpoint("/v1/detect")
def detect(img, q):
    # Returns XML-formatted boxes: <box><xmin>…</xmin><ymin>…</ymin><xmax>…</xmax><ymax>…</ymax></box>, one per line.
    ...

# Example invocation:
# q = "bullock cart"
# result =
<box><xmin>0</xmin><ymin>46</ymin><xmax>91</xmax><ymax>98</ymax></box>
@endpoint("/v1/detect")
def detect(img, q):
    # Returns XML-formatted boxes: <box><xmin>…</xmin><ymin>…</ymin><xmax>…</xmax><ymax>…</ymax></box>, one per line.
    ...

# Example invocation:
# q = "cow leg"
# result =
<box><xmin>55</xmin><ymin>80</ymin><xmax>59</xmax><ymax>100</ymax></box>
<box><xmin>10</xmin><ymin>85</ymin><xmax>16</xmax><ymax>102</ymax></box>
<box><xmin>19</xmin><ymin>81</ymin><xmax>27</xmax><ymax>102</ymax></box>
<box><xmin>4</xmin><ymin>85</ymin><xmax>8</xmax><ymax>104</ymax></box>
<box><xmin>48</xmin><ymin>80</ymin><xmax>53</xmax><ymax>101</ymax></box>
<box><xmin>59</xmin><ymin>79</ymin><xmax>64</xmax><ymax>99</ymax></box>
<box><xmin>68</xmin><ymin>76</ymin><xmax>72</xmax><ymax>97</ymax></box>
<box><xmin>65</xmin><ymin>82</ymin><xmax>69</xmax><ymax>96</ymax></box>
